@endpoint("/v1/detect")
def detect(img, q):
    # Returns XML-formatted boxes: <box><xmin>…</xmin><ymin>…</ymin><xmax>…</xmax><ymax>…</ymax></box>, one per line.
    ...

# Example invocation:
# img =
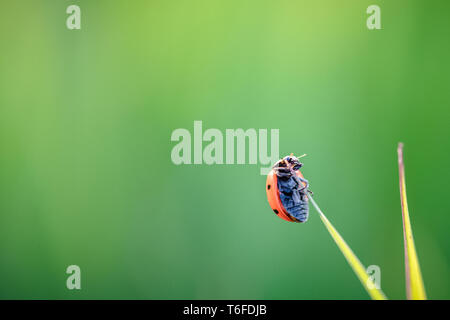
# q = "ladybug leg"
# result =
<box><xmin>292</xmin><ymin>174</ymin><xmax>309</xmax><ymax>192</ymax></box>
<box><xmin>295</xmin><ymin>176</ymin><xmax>313</xmax><ymax>196</ymax></box>
<box><xmin>297</xmin><ymin>176</ymin><xmax>309</xmax><ymax>191</ymax></box>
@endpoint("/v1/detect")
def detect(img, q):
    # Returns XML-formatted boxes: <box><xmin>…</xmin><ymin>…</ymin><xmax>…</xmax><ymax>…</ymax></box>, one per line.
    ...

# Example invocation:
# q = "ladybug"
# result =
<box><xmin>266</xmin><ymin>154</ymin><xmax>312</xmax><ymax>223</ymax></box>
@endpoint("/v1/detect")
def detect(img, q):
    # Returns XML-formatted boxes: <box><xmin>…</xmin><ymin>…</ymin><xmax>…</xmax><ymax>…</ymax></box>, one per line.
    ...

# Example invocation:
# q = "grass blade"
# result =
<box><xmin>308</xmin><ymin>195</ymin><xmax>387</xmax><ymax>300</ymax></box>
<box><xmin>397</xmin><ymin>143</ymin><xmax>427</xmax><ymax>300</ymax></box>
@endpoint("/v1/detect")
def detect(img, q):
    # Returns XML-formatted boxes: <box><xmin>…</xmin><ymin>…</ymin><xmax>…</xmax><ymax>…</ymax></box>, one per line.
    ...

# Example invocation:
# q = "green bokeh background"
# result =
<box><xmin>1</xmin><ymin>1</ymin><xmax>449</xmax><ymax>299</ymax></box>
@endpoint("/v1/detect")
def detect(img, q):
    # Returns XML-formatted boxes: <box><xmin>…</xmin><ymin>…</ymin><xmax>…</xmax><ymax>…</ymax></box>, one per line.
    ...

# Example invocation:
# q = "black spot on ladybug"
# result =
<box><xmin>273</xmin><ymin>209</ymin><xmax>279</xmax><ymax>214</ymax></box>
<box><xmin>267</xmin><ymin>184</ymin><xmax>271</xmax><ymax>190</ymax></box>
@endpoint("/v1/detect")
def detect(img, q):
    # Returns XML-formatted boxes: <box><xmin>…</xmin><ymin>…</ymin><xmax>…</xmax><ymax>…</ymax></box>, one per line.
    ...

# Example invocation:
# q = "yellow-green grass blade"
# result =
<box><xmin>308</xmin><ymin>195</ymin><xmax>387</xmax><ymax>300</ymax></box>
<box><xmin>397</xmin><ymin>143</ymin><xmax>427</xmax><ymax>300</ymax></box>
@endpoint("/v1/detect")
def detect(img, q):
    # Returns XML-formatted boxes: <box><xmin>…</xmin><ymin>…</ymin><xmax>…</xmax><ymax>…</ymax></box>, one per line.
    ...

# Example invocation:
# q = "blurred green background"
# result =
<box><xmin>0</xmin><ymin>0</ymin><xmax>449</xmax><ymax>299</ymax></box>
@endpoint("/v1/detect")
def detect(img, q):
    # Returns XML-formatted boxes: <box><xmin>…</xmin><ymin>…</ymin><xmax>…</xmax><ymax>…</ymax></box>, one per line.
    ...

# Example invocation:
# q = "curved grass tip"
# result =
<box><xmin>397</xmin><ymin>143</ymin><xmax>427</xmax><ymax>300</ymax></box>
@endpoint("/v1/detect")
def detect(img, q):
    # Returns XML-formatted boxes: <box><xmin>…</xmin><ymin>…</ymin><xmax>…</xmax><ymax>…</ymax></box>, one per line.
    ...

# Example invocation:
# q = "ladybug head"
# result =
<box><xmin>283</xmin><ymin>153</ymin><xmax>306</xmax><ymax>171</ymax></box>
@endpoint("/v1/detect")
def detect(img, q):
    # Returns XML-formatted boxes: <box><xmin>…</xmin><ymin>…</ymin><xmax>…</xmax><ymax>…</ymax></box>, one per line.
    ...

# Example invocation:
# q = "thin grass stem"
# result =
<box><xmin>308</xmin><ymin>194</ymin><xmax>387</xmax><ymax>300</ymax></box>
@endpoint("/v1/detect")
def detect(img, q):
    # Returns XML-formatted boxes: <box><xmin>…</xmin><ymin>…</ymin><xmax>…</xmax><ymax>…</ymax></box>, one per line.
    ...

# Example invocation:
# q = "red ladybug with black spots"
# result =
<box><xmin>266</xmin><ymin>154</ymin><xmax>312</xmax><ymax>223</ymax></box>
